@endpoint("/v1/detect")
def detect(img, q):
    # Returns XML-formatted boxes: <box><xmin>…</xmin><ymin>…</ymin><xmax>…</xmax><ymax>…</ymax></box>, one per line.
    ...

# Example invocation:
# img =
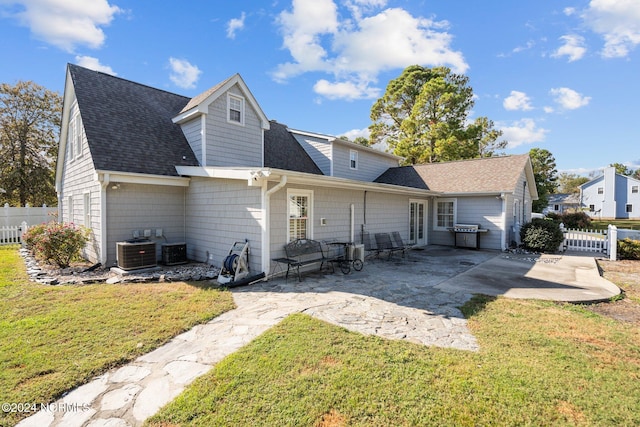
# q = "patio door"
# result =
<box><xmin>409</xmin><ymin>200</ymin><xmax>427</xmax><ymax>246</ymax></box>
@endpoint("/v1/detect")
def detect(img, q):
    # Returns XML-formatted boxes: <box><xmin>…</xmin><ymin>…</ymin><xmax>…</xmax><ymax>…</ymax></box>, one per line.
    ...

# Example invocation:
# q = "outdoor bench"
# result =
<box><xmin>375</xmin><ymin>232</ymin><xmax>407</xmax><ymax>259</ymax></box>
<box><xmin>274</xmin><ymin>239</ymin><xmax>328</xmax><ymax>281</ymax></box>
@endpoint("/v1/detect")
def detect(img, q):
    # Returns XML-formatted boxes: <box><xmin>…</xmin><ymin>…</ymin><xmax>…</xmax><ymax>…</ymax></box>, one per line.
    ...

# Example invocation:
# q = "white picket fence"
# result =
<box><xmin>0</xmin><ymin>221</ymin><xmax>28</xmax><ymax>246</ymax></box>
<box><xmin>561</xmin><ymin>224</ymin><xmax>619</xmax><ymax>260</ymax></box>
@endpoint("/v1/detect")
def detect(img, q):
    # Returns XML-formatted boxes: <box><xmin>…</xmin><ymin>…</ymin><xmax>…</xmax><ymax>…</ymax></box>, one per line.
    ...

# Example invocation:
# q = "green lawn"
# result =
<box><xmin>147</xmin><ymin>297</ymin><xmax>640</xmax><ymax>425</ymax></box>
<box><xmin>591</xmin><ymin>219</ymin><xmax>640</xmax><ymax>230</ymax></box>
<box><xmin>0</xmin><ymin>246</ymin><xmax>235</xmax><ymax>427</ymax></box>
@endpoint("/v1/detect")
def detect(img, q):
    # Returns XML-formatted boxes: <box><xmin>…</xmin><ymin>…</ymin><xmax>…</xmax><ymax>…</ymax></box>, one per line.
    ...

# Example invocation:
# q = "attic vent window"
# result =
<box><xmin>228</xmin><ymin>94</ymin><xmax>244</xmax><ymax>125</ymax></box>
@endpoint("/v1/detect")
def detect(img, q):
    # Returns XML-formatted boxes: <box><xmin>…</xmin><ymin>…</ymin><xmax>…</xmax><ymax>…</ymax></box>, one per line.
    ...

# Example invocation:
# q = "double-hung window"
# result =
<box><xmin>435</xmin><ymin>198</ymin><xmax>456</xmax><ymax>230</ymax></box>
<box><xmin>288</xmin><ymin>189</ymin><xmax>313</xmax><ymax>241</ymax></box>
<box><xmin>349</xmin><ymin>150</ymin><xmax>358</xmax><ymax>170</ymax></box>
<box><xmin>228</xmin><ymin>94</ymin><xmax>244</xmax><ymax>125</ymax></box>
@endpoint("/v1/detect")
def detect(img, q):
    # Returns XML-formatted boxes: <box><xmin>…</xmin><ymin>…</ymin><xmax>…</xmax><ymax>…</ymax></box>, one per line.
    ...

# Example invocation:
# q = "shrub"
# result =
<box><xmin>22</xmin><ymin>223</ymin><xmax>47</xmax><ymax>250</ymax></box>
<box><xmin>559</xmin><ymin>211</ymin><xmax>591</xmax><ymax>229</ymax></box>
<box><xmin>618</xmin><ymin>238</ymin><xmax>640</xmax><ymax>260</ymax></box>
<box><xmin>520</xmin><ymin>218</ymin><xmax>564</xmax><ymax>253</ymax></box>
<box><xmin>23</xmin><ymin>222</ymin><xmax>89</xmax><ymax>268</ymax></box>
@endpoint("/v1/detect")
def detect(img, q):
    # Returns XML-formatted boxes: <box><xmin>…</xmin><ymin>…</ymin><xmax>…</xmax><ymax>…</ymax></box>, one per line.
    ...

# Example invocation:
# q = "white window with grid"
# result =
<box><xmin>227</xmin><ymin>94</ymin><xmax>244</xmax><ymax>125</ymax></box>
<box><xmin>349</xmin><ymin>150</ymin><xmax>358</xmax><ymax>170</ymax></box>
<box><xmin>287</xmin><ymin>189</ymin><xmax>313</xmax><ymax>241</ymax></box>
<box><xmin>435</xmin><ymin>198</ymin><xmax>456</xmax><ymax>230</ymax></box>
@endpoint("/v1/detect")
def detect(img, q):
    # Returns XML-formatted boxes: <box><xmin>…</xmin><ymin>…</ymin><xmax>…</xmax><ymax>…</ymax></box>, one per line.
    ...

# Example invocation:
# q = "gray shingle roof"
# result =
<box><xmin>68</xmin><ymin>64</ymin><xmax>199</xmax><ymax>176</ymax></box>
<box><xmin>375</xmin><ymin>154</ymin><xmax>531</xmax><ymax>193</ymax></box>
<box><xmin>264</xmin><ymin>121</ymin><xmax>323</xmax><ymax>175</ymax></box>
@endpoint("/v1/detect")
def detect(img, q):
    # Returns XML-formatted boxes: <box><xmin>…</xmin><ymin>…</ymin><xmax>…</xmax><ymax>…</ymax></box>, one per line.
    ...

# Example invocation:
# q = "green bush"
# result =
<box><xmin>520</xmin><ymin>218</ymin><xmax>564</xmax><ymax>253</ymax></box>
<box><xmin>618</xmin><ymin>238</ymin><xmax>640</xmax><ymax>260</ymax></box>
<box><xmin>559</xmin><ymin>211</ymin><xmax>591</xmax><ymax>228</ymax></box>
<box><xmin>23</xmin><ymin>222</ymin><xmax>89</xmax><ymax>268</ymax></box>
<box><xmin>22</xmin><ymin>222</ymin><xmax>47</xmax><ymax>250</ymax></box>
<box><xmin>543</xmin><ymin>211</ymin><xmax>591</xmax><ymax>228</ymax></box>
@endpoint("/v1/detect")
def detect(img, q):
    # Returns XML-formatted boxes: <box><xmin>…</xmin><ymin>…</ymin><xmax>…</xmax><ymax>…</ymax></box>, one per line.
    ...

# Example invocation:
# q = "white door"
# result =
<box><xmin>409</xmin><ymin>200</ymin><xmax>427</xmax><ymax>246</ymax></box>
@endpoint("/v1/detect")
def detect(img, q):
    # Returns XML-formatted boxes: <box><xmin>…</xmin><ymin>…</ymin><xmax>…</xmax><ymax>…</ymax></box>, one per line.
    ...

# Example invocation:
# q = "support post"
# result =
<box><xmin>608</xmin><ymin>224</ymin><xmax>617</xmax><ymax>261</ymax></box>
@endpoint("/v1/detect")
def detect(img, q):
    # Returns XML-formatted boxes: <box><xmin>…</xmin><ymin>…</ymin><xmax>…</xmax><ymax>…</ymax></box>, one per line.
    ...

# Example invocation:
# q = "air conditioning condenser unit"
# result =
<box><xmin>116</xmin><ymin>240</ymin><xmax>157</xmax><ymax>270</ymax></box>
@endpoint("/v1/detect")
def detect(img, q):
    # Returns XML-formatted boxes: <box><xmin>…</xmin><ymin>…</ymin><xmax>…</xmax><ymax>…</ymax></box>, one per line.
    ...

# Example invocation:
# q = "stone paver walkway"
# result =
<box><xmin>16</xmin><ymin>248</ymin><xmax>498</xmax><ymax>426</ymax></box>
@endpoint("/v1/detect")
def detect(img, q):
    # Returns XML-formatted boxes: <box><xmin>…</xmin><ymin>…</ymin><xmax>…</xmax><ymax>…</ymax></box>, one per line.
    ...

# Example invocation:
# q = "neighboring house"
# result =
<box><xmin>55</xmin><ymin>64</ymin><xmax>537</xmax><ymax>276</ymax></box>
<box><xmin>580</xmin><ymin>167</ymin><xmax>640</xmax><ymax>219</ymax></box>
<box><xmin>543</xmin><ymin>193</ymin><xmax>580</xmax><ymax>215</ymax></box>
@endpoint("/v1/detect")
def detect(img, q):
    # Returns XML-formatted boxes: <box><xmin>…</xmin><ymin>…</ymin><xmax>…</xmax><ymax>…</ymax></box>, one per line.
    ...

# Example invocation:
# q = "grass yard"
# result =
<box><xmin>148</xmin><ymin>271</ymin><xmax>640</xmax><ymax>426</ymax></box>
<box><xmin>591</xmin><ymin>219</ymin><xmax>640</xmax><ymax>230</ymax></box>
<box><xmin>0</xmin><ymin>246</ymin><xmax>235</xmax><ymax>427</ymax></box>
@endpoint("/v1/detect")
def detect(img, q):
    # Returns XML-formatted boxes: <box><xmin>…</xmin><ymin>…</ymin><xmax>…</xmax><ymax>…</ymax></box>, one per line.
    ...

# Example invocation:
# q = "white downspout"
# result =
<box><xmin>350</xmin><ymin>203</ymin><xmax>355</xmax><ymax>243</ymax></box>
<box><xmin>99</xmin><ymin>173</ymin><xmax>110</xmax><ymax>265</ymax></box>
<box><xmin>499</xmin><ymin>193</ymin><xmax>507</xmax><ymax>251</ymax></box>
<box><xmin>261</xmin><ymin>175</ymin><xmax>287</xmax><ymax>277</ymax></box>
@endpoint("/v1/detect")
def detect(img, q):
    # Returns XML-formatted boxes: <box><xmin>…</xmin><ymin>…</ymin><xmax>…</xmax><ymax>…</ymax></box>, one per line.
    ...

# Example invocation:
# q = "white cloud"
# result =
<box><xmin>582</xmin><ymin>0</ymin><xmax>640</xmax><ymax>58</ymax></box>
<box><xmin>498</xmin><ymin>118</ymin><xmax>548</xmax><ymax>148</ymax></box>
<box><xmin>552</xmin><ymin>34</ymin><xmax>587</xmax><ymax>61</ymax></box>
<box><xmin>168</xmin><ymin>58</ymin><xmax>202</xmax><ymax>89</ymax></box>
<box><xmin>340</xmin><ymin>127</ymin><xmax>370</xmax><ymax>141</ymax></box>
<box><xmin>550</xmin><ymin>87</ymin><xmax>591</xmax><ymax>110</ymax></box>
<box><xmin>503</xmin><ymin>91</ymin><xmax>533</xmax><ymax>111</ymax></box>
<box><xmin>313</xmin><ymin>79</ymin><xmax>379</xmax><ymax>100</ymax></box>
<box><xmin>512</xmin><ymin>40</ymin><xmax>535</xmax><ymax>54</ymax></box>
<box><xmin>226</xmin><ymin>12</ymin><xmax>246</xmax><ymax>39</ymax></box>
<box><xmin>564</xmin><ymin>7</ymin><xmax>577</xmax><ymax>16</ymax></box>
<box><xmin>0</xmin><ymin>0</ymin><xmax>121</xmax><ymax>52</ymax></box>
<box><xmin>74</xmin><ymin>55</ymin><xmax>116</xmax><ymax>75</ymax></box>
<box><xmin>273</xmin><ymin>0</ymin><xmax>468</xmax><ymax>100</ymax></box>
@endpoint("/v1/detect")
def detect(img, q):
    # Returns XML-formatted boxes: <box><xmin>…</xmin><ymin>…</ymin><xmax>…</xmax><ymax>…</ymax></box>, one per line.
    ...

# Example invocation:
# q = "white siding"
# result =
<box><xmin>185</xmin><ymin>177</ymin><xmax>263</xmax><ymax>273</ymax></box>
<box><xmin>204</xmin><ymin>85</ymin><xmax>263</xmax><ymax>167</ymax></box>
<box><xmin>292</xmin><ymin>133</ymin><xmax>332</xmax><ymax>175</ymax></box>
<box><xmin>332</xmin><ymin>143</ymin><xmax>399</xmax><ymax>181</ymax></box>
<box><xmin>269</xmin><ymin>185</ymin><xmax>413</xmax><ymax>261</ymax></box>
<box><xmin>105</xmin><ymin>184</ymin><xmax>186</xmax><ymax>266</ymax></box>
<box><xmin>180</xmin><ymin>117</ymin><xmax>203</xmax><ymax>165</ymax></box>
<box><xmin>59</xmin><ymin>101</ymin><xmax>102</xmax><ymax>263</ymax></box>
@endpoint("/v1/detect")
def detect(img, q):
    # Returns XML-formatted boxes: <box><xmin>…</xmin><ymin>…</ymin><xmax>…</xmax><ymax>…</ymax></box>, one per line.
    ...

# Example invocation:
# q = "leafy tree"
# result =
<box><xmin>369</xmin><ymin>65</ymin><xmax>504</xmax><ymax>165</ymax></box>
<box><xmin>556</xmin><ymin>172</ymin><xmax>589</xmax><ymax>194</ymax></box>
<box><xmin>610</xmin><ymin>162</ymin><xmax>633</xmax><ymax>176</ymax></box>
<box><xmin>466</xmin><ymin>116</ymin><xmax>507</xmax><ymax>158</ymax></box>
<box><xmin>353</xmin><ymin>136</ymin><xmax>370</xmax><ymax>147</ymax></box>
<box><xmin>0</xmin><ymin>81</ymin><xmax>61</xmax><ymax>206</ymax></box>
<box><xmin>529</xmin><ymin>148</ymin><xmax>558</xmax><ymax>212</ymax></box>
<box><xmin>338</xmin><ymin>135</ymin><xmax>371</xmax><ymax>147</ymax></box>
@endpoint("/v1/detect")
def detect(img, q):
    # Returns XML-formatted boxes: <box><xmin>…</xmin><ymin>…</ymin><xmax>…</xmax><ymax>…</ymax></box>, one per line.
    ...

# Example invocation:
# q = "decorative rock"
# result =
<box><xmin>18</xmin><ymin>248</ymin><xmax>221</xmax><ymax>286</ymax></box>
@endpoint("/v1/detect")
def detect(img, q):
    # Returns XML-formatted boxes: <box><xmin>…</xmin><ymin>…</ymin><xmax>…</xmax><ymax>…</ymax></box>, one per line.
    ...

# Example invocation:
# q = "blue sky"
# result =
<box><xmin>1</xmin><ymin>0</ymin><xmax>639</xmax><ymax>176</ymax></box>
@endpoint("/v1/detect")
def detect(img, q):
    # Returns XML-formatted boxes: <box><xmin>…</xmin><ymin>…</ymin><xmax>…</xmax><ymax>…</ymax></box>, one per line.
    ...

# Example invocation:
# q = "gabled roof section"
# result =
<box><xmin>264</xmin><ymin>121</ymin><xmax>323</xmax><ymax>175</ymax></box>
<box><xmin>375</xmin><ymin>154</ymin><xmax>537</xmax><ymax>197</ymax></box>
<box><xmin>547</xmin><ymin>193</ymin><xmax>580</xmax><ymax>204</ymax></box>
<box><xmin>67</xmin><ymin>63</ymin><xmax>199</xmax><ymax>176</ymax></box>
<box><xmin>173</xmin><ymin>73</ymin><xmax>270</xmax><ymax>129</ymax></box>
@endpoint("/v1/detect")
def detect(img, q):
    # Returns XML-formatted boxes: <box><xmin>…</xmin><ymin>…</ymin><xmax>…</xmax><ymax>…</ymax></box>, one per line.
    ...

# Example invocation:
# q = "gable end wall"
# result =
<box><xmin>205</xmin><ymin>85</ymin><xmax>263</xmax><ymax>167</ymax></box>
